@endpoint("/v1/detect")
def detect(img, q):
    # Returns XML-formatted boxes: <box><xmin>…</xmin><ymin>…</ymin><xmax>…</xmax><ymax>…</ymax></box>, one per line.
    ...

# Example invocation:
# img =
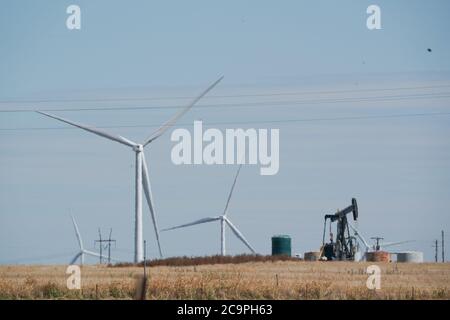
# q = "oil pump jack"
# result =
<box><xmin>322</xmin><ymin>198</ymin><xmax>359</xmax><ymax>261</ymax></box>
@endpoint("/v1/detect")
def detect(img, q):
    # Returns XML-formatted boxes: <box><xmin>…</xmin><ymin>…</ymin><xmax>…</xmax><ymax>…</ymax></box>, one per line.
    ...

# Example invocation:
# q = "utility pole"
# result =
<box><xmin>98</xmin><ymin>228</ymin><xmax>102</xmax><ymax>264</ymax></box>
<box><xmin>95</xmin><ymin>228</ymin><xmax>116</xmax><ymax>264</ymax></box>
<box><xmin>432</xmin><ymin>240</ymin><xmax>439</xmax><ymax>263</ymax></box>
<box><xmin>134</xmin><ymin>239</ymin><xmax>148</xmax><ymax>300</ymax></box>
<box><xmin>371</xmin><ymin>237</ymin><xmax>384</xmax><ymax>251</ymax></box>
<box><xmin>108</xmin><ymin>228</ymin><xmax>113</xmax><ymax>264</ymax></box>
<box><xmin>143</xmin><ymin>240</ymin><xmax>147</xmax><ymax>278</ymax></box>
<box><xmin>442</xmin><ymin>230</ymin><xmax>445</xmax><ymax>263</ymax></box>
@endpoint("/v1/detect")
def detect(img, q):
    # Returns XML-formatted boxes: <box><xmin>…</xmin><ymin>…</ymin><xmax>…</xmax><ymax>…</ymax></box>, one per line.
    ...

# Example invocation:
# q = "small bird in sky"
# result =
<box><xmin>427</xmin><ymin>48</ymin><xmax>432</xmax><ymax>52</ymax></box>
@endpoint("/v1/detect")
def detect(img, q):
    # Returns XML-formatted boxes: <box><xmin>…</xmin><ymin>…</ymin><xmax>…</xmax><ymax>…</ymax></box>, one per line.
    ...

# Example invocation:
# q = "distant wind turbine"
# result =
<box><xmin>70</xmin><ymin>215</ymin><xmax>110</xmax><ymax>265</ymax></box>
<box><xmin>38</xmin><ymin>77</ymin><xmax>223</xmax><ymax>263</ymax></box>
<box><xmin>348</xmin><ymin>223</ymin><xmax>415</xmax><ymax>261</ymax></box>
<box><xmin>162</xmin><ymin>164</ymin><xmax>256</xmax><ymax>255</ymax></box>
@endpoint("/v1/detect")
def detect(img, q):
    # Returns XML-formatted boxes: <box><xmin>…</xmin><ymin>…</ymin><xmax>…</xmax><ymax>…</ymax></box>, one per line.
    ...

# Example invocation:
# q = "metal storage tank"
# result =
<box><xmin>304</xmin><ymin>251</ymin><xmax>321</xmax><ymax>261</ymax></box>
<box><xmin>397</xmin><ymin>251</ymin><xmax>424</xmax><ymax>263</ymax></box>
<box><xmin>366</xmin><ymin>251</ymin><xmax>390</xmax><ymax>262</ymax></box>
<box><xmin>271</xmin><ymin>235</ymin><xmax>291</xmax><ymax>256</ymax></box>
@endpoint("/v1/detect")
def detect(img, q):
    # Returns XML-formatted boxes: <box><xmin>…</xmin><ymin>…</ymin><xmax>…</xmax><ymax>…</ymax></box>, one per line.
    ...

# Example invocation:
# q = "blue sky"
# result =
<box><xmin>1</xmin><ymin>0</ymin><xmax>449</xmax><ymax>263</ymax></box>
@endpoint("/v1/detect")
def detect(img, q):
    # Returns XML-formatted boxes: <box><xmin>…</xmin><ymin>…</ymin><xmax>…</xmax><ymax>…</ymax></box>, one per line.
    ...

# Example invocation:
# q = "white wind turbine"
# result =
<box><xmin>38</xmin><ymin>77</ymin><xmax>223</xmax><ymax>263</ymax></box>
<box><xmin>162</xmin><ymin>164</ymin><xmax>256</xmax><ymax>255</ymax></box>
<box><xmin>70</xmin><ymin>215</ymin><xmax>110</xmax><ymax>265</ymax></box>
<box><xmin>348</xmin><ymin>223</ymin><xmax>415</xmax><ymax>261</ymax></box>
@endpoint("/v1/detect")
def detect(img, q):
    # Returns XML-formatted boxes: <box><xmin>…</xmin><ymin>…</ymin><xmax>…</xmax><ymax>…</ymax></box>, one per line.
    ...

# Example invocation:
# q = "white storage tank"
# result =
<box><xmin>396</xmin><ymin>251</ymin><xmax>424</xmax><ymax>263</ymax></box>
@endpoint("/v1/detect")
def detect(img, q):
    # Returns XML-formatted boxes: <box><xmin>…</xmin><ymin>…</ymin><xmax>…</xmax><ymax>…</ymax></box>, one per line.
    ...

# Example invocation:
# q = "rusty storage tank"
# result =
<box><xmin>271</xmin><ymin>235</ymin><xmax>291</xmax><ymax>256</ymax></box>
<box><xmin>304</xmin><ymin>251</ymin><xmax>321</xmax><ymax>261</ymax></box>
<box><xmin>397</xmin><ymin>251</ymin><xmax>423</xmax><ymax>263</ymax></box>
<box><xmin>366</xmin><ymin>251</ymin><xmax>390</xmax><ymax>262</ymax></box>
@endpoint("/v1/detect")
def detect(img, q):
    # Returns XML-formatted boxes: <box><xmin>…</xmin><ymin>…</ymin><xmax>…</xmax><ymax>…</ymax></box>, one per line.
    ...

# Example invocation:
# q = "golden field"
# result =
<box><xmin>0</xmin><ymin>261</ymin><xmax>449</xmax><ymax>300</ymax></box>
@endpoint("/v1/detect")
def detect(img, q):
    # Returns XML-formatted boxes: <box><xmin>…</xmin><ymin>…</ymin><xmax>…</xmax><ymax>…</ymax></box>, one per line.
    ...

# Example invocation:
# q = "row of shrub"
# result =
<box><xmin>112</xmin><ymin>254</ymin><xmax>298</xmax><ymax>267</ymax></box>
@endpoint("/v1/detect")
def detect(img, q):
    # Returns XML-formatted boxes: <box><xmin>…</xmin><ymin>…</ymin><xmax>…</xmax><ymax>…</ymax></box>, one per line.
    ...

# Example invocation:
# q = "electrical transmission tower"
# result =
<box><xmin>95</xmin><ymin>228</ymin><xmax>116</xmax><ymax>264</ymax></box>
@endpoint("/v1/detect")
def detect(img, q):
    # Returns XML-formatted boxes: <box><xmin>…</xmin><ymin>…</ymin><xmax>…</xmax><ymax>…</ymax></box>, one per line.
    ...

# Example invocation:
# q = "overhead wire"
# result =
<box><xmin>0</xmin><ymin>85</ymin><xmax>449</xmax><ymax>132</ymax></box>
<box><xmin>1</xmin><ymin>111</ymin><xmax>450</xmax><ymax>132</ymax></box>
<box><xmin>0</xmin><ymin>91</ymin><xmax>449</xmax><ymax>113</ymax></box>
<box><xmin>1</xmin><ymin>83</ymin><xmax>450</xmax><ymax>105</ymax></box>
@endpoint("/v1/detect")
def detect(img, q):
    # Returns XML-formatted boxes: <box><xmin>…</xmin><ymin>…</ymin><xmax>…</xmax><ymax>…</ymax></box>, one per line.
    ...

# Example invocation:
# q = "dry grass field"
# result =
<box><xmin>0</xmin><ymin>261</ymin><xmax>449</xmax><ymax>300</ymax></box>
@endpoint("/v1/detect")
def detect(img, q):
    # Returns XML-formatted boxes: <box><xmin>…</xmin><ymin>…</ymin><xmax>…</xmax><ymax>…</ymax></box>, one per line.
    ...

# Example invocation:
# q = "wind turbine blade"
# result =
<box><xmin>36</xmin><ymin>111</ymin><xmax>138</xmax><ymax>148</ymax></box>
<box><xmin>141</xmin><ymin>153</ymin><xmax>163</xmax><ymax>258</ymax></box>
<box><xmin>348</xmin><ymin>222</ymin><xmax>371</xmax><ymax>250</ymax></box>
<box><xmin>83</xmin><ymin>250</ymin><xmax>115</xmax><ymax>261</ymax></box>
<box><xmin>224</xmin><ymin>218</ymin><xmax>256</xmax><ymax>253</ymax></box>
<box><xmin>162</xmin><ymin>217</ymin><xmax>220</xmax><ymax>232</ymax></box>
<box><xmin>143</xmin><ymin>76</ymin><xmax>224</xmax><ymax>146</ymax></box>
<box><xmin>381</xmin><ymin>240</ymin><xmax>415</xmax><ymax>248</ymax></box>
<box><xmin>71</xmin><ymin>215</ymin><xmax>84</xmax><ymax>251</ymax></box>
<box><xmin>70</xmin><ymin>252</ymin><xmax>82</xmax><ymax>265</ymax></box>
<box><xmin>222</xmin><ymin>164</ymin><xmax>243</xmax><ymax>216</ymax></box>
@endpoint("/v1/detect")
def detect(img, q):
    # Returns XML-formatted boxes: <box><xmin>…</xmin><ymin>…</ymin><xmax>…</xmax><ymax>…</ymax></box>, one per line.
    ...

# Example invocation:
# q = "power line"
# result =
<box><xmin>1</xmin><ymin>111</ymin><xmax>450</xmax><ymax>132</ymax></box>
<box><xmin>0</xmin><ymin>92</ymin><xmax>450</xmax><ymax>113</ymax></box>
<box><xmin>1</xmin><ymin>84</ymin><xmax>450</xmax><ymax>105</ymax></box>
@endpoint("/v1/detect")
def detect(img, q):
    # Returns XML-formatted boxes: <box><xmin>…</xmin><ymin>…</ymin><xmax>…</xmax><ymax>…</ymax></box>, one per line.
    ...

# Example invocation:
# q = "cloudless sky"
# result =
<box><xmin>1</xmin><ymin>0</ymin><xmax>450</xmax><ymax>263</ymax></box>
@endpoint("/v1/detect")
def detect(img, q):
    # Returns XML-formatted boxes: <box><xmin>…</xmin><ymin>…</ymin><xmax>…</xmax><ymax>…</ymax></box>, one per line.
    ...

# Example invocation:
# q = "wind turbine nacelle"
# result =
<box><xmin>133</xmin><ymin>144</ymin><xmax>144</xmax><ymax>152</ymax></box>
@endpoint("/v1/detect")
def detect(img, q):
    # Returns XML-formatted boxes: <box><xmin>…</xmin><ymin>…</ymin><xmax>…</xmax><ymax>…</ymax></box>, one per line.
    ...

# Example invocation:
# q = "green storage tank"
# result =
<box><xmin>271</xmin><ymin>235</ymin><xmax>292</xmax><ymax>256</ymax></box>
